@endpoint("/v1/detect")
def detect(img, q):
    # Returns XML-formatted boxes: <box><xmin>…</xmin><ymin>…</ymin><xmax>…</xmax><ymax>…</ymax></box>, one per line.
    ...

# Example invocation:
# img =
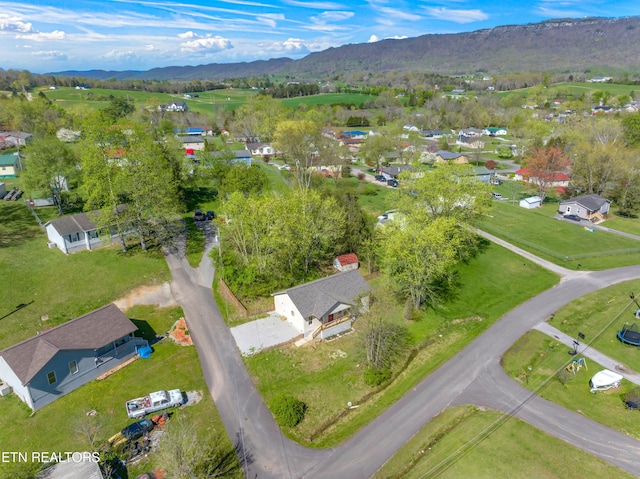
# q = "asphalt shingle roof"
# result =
<box><xmin>0</xmin><ymin>303</ymin><xmax>137</xmax><ymax>384</ymax></box>
<box><xmin>560</xmin><ymin>194</ymin><xmax>610</xmax><ymax>211</ymax></box>
<box><xmin>275</xmin><ymin>270</ymin><xmax>370</xmax><ymax>320</ymax></box>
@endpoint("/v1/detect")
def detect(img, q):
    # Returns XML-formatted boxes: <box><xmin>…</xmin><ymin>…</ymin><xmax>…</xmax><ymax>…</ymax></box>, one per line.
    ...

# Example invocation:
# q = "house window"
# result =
<box><xmin>69</xmin><ymin>360</ymin><xmax>78</xmax><ymax>375</ymax></box>
<box><xmin>291</xmin><ymin>311</ymin><xmax>295</xmax><ymax>317</ymax></box>
<box><xmin>47</xmin><ymin>371</ymin><xmax>57</xmax><ymax>385</ymax></box>
<box><xmin>307</xmin><ymin>318</ymin><xmax>313</xmax><ymax>325</ymax></box>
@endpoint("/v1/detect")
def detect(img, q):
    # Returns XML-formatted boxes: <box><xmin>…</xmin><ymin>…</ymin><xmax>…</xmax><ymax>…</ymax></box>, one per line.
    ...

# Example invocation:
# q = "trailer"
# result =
<box><xmin>126</xmin><ymin>389</ymin><xmax>183</xmax><ymax>418</ymax></box>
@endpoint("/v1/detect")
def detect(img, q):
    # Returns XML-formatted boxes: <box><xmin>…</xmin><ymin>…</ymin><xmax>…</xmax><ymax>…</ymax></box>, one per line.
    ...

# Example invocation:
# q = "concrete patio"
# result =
<box><xmin>230</xmin><ymin>311</ymin><xmax>301</xmax><ymax>355</ymax></box>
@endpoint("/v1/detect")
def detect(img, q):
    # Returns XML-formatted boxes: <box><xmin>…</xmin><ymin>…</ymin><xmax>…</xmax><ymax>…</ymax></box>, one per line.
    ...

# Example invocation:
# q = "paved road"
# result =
<box><xmin>165</xmin><ymin>227</ymin><xmax>640</xmax><ymax>478</ymax></box>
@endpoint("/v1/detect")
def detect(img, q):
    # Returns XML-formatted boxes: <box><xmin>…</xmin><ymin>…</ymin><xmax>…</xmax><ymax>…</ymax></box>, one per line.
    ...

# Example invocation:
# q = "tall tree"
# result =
<box><xmin>523</xmin><ymin>146</ymin><xmax>570</xmax><ymax>201</ymax></box>
<box><xmin>21</xmin><ymin>137</ymin><xmax>76</xmax><ymax>214</ymax></box>
<box><xmin>272</xmin><ymin>119</ymin><xmax>321</xmax><ymax>190</ymax></box>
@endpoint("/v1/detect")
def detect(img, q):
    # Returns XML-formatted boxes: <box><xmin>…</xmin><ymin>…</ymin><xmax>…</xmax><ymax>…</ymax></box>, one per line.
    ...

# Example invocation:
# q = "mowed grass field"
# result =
<box><xmin>0</xmin><ymin>200</ymin><xmax>169</xmax><ymax>350</ymax></box>
<box><xmin>281</xmin><ymin>92</ymin><xmax>377</xmax><ymax>108</ymax></box>
<box><xmin>373</xmin><ymin>405</ymin><xmax>635</xmax><ymax>479</ymax></box>
<box><xmin>243</xmin><ymin>241</ymin><xmax>559</xmax><ymax>447</ymax></box>
<box><xmin>478</xmin><ymin>200</ymin><xmax>640</xmax><ymax>270</ymax></box>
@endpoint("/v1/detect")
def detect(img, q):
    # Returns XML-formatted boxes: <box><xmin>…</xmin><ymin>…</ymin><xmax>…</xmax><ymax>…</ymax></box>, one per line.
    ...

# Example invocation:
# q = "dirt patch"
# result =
<box><xmin>185</xmin><ymin>390</ymin><xmax>204</xmax><ymax>407</ymax></box>
<box><xmin>114</xmin><ymin>283</ymin><xmax>178</xmax><ymax>311</ymax></box>
<box><xmin>169</xmin><ymin>318</ymin><xmax>193</xmax><ymax>346</ymax></box>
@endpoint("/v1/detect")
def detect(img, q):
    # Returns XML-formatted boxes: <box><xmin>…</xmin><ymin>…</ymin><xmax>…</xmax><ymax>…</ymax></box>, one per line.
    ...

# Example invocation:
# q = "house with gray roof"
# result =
<box><xmin>0</xmin><ymin>303</ymin><xmax>146</xmax><ymax>411</ymax></box>
<box><xmin>44</xmin><ymin>208</ymin><xmax>124</xmax><ymax>254</ymax></box>
<box><xmin>272</xmin><ymin>270</ymin><xmax>371</xmax><ymax>342</ymax></box>
<box><xmin>435</xmin><ymin>150</ymin><xmax>469</xmax><ymax>164</ymax></box>
<box><xmin>558</xmin><ymin>194</ymin><xmax>611</xmax><ymax>222</ymax></box>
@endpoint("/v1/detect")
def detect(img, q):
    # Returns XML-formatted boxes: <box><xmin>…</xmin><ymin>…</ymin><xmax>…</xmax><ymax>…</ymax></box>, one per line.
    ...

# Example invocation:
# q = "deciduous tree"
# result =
<box><xmin>523</xmin><ymin>146</ymin><xmax>570</xmax><ymax>201</ymax></box>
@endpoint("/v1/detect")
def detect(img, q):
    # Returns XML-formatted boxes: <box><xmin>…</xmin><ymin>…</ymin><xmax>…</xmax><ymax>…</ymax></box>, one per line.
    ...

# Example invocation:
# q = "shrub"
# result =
<box><xmin>271</xmin><ymin>395</ymin><xmax>307</xmax><ymax>428</ymax></box>
<box><xmin>363</xmin><ymin>366</ymin><xmax>392</xmax><ymax>386</ymax></box>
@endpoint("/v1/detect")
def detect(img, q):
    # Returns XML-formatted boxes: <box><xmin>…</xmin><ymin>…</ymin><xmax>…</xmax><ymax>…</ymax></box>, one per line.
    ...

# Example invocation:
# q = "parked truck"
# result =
<box><xmin>126</xmin><ymin>389</ymin><xmax>183</xmax><ymax>418</ymax></box>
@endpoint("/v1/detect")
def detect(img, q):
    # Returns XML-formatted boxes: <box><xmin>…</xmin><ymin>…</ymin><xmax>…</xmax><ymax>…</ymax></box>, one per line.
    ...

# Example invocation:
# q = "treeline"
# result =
<box><xmin>261</xmin><ymin>82</ymin><xmax>321</xmax><ymax>99</ymax></box>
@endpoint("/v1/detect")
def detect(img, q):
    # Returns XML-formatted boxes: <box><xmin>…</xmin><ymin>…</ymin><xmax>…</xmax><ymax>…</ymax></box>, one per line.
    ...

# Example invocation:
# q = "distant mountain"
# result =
<box><xmin>51</xmin><ymin>17</ymin><xmax>640</xmax><ymax>81</ymax></box>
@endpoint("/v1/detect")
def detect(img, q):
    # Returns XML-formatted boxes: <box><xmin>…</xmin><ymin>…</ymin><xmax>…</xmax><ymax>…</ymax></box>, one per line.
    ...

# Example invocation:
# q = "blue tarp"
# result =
<box><xmin>137</xmin><ymin>346</ymin><xmax>152</xmax><ymax>359</ymax></box>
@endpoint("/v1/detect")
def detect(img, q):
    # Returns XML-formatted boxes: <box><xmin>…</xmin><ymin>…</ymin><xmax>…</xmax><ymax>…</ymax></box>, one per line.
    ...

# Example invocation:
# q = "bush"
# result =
<box><xmin>271</xmin><ymin>395</ymin><xmax>307</xmax><ymax>428</ymax></box>
<box><xmin>362</xmin><ymin>184</ymin><xmax>378</xmax><ymax>196</ymax></box>
<box><xmin>363</xmin><ymin>366</ymin><xmax>392</xmax><ymax>386</ymax></box>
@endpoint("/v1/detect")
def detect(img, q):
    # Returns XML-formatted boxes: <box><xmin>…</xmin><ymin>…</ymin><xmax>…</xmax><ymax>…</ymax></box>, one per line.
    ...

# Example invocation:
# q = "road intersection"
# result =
<box><xmin>166</xmin><ymin>228</ymin><xmax>640</xmax><ymax>478</ymax></box>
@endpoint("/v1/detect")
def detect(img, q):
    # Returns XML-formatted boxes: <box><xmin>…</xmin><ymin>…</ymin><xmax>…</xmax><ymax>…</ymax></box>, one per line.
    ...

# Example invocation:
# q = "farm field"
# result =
<box><xmin>373</xmin><ymin>405</ymin><xmax>635</xmax><ymax>479</ymax></box>
<box><xmin>281</xmin><ymin>92</ymin><xmax>376</xmax><ymax>108</ymax></box>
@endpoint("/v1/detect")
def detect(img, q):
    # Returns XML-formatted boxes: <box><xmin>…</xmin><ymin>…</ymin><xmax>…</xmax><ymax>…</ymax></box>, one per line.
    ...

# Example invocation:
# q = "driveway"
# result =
<box><xmin>231</xmin><ymin>311</ymin><xmax>301</xmax><ymax>356</ymax></box>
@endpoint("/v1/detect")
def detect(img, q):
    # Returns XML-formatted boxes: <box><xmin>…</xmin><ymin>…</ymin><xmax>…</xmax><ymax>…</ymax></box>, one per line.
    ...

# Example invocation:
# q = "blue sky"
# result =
<box><xmin>1</xmin><ymin>0</ymin><xmax>640</xmax><ymax>73</ymax></box>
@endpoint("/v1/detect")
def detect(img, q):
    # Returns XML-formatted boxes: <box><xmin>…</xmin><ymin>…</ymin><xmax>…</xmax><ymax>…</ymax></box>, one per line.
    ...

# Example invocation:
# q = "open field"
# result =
<box><xmin>281</xmin><ymin>93</ymin><xmax>376</xmax><ymax>108</ymax></box>
<box><xmin>0</xmin><ymin>200</ymin><xmax>169</xmax><ymax>350</ymax></box>
<box><xmin>503</xmin><ymin>329</ymin><xmax>640</xmax><ymax>440</ymax></box>
<box><xmin>0</xmin><ymin>305</ymin><xmax>240</xmax><ymax>479</ymax></box>
<box><xmin>478</xmin><ymin>200</ymin><xmax>640</xmax><ymax>270</ymax></box>
<box><xmin>497</xmin><ymin>81</ymin><xmax>640</xmax><ymax>99</ymax></box>
<box><xmin>372</xmin><ymin>405</ymin><xmax>635</xmax><ymax>479</ymax></box>
<box><xmin>243</xmin><ymin>242</ymin><xmax>559</xmax><ymax>447</ymax></box>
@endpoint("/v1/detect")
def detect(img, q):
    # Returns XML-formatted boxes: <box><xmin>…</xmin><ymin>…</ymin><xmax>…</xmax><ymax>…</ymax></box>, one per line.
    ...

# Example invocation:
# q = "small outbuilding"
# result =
<box><xmin>519</xmin><ymin>196</ymin><xmax>542</xmax><ymax>209</ymax></box>
<box><xmin>334</xmin><ymin>253</ymin><xmax>359</xmax><ymax>272</ymax></box>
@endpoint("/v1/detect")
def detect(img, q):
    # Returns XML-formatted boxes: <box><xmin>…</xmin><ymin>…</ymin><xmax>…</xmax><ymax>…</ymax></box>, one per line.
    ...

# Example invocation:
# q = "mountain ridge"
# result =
<box><xmin>48</xmin><ymin>16</ymin><xmax>640</xmax><ymax>81</ymax></box>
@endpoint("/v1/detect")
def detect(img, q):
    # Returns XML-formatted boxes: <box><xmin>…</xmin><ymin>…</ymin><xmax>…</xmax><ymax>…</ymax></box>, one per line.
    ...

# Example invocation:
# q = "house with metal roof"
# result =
<box><xmin>0</xmin><ymin>304</ymin><xmax>146</xmax><ymax>411</ymax></box>
<box><xmin>558</xmin><ymin>194</ymin><xmax>611</xmax><ymax>222</ymax></box>
<box><xmin>0</xmin><ymin>153</ymin><xmax>20</xmax><ymax>178</ymax></box>
<box><xmin>435</xmin><ymin>150</ymin><xmax>469</xmax><ymax>164</ymax></box>
<box><xmin>272</xmin><ymin>270</ymin><xmax>370</xmax><ymax>342</ymax></box>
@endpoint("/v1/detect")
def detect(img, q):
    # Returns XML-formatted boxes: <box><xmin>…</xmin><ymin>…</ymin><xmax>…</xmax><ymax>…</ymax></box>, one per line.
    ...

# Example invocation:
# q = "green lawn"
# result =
<box><xmin>254</xmin><ymin>162</ymin><xmax>291</xmax><ymax>193</ymax></box>
<box><xmin>243</xmin><ymin>242</ymin><xmax>559</xmax><ymax>447</ymax></box>
<box><xmin>603</xmin><ymin>215</ymin><xmax>640</xmax><ymax>236</ymax></box>
<box><xmin>373</xmin><ymin>405</ymin><xmax>634</xmax><ymax>479</ymax></box>
<box><xmin>503</xmin><ymin>329</ymin><xmax>640</xmax><ymax>440</ymax></box>
<box><xmin>478</xmin><ymin>200</ymin><xmax>640</xmax><ymax>270</ymax></box>
<box><xmin>280</xmin><ymin>93</ymin><xmax>376</xmax><ymax>108</ymax></box>
<box><xmin>0</xmin><ymin>201</ymin><xmax>169</xmax><ymax>350</ymax></box>
<box><xmin>0</xmin><ymin>305</ymin><xmax>240</xmax><ymax>478</ymax></box>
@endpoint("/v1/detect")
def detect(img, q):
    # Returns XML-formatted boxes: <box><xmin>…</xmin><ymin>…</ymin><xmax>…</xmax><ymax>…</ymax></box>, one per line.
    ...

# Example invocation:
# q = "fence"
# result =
<box><xmin>218</xmin><ymin>279</ymin><xmax>273</xmax><ymax>317</ymax></box>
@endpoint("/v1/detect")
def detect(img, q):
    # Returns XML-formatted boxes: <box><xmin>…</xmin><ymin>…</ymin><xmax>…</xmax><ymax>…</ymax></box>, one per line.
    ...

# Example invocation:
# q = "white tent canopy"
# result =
<box><xmin>589</xmin><ymin>369</ymin><xmax>623</xmax><ymax>392</ymax></box>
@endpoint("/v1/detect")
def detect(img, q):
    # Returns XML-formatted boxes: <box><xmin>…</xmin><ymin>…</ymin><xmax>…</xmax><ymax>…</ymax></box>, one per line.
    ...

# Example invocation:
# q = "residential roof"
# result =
<box><xmin>0</xmin><ymin>153</ymin><xmax>18</xmax><ymax>166</ymax></box>
<box><xmin>46</xmin><ymin>213</ymin><xmax>97</xmax><ymax>236</ymax></box>
<box><xmin>521</xmin><ymin>196</ymin><xmax>542</xmax><ymax>204</ymax></box>
<box><xmin>176</xmin><ymin>135</ymin><xmax>204</xmax><ymax>143</ymax></box>
<box><xmin>516</xmin><ymin>168</ymin><xmax>570</xmax><ymax>181</ymax></box>
<box><xmin>0</xmin><ymin>303</ymin><xmax>137</xmax><ymax>384</ymax></box>
<box><xmin>335</xmin><ymin>253</ymin><xmax>358</xmax><ymax>266</ymax></box>
<box><xmin>381</xmin><ymin>165</ymin><xmax>413</xmax><ymax>177</ymax></box>
<box><xmin>37</xmin><ymin>456</ymin><xmax>104</xmax><ymax>479</ymax></box>
<box><xmin>436</xmin><ymin>150</ymin><xmax>465</xmax><ymax>160</ymax></box>
<box><xmin>234</xmin><ymin>150</ymin><xmax>252</xmax><ymax>158</ymax></box>
<box><xmin>560</xmin><ymin>194</ymin><xmax>610</xmax><ymax>211</ymax></box>
<box><xmin>274</xmin><ymin>270</ymin><xmax>370</xmax><ymax>320</ymax></box>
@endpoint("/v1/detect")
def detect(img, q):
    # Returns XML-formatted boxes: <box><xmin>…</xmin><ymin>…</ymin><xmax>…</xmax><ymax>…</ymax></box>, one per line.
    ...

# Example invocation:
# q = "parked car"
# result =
<box><xmin>564</xmin><ymin>214</ymin><xmax>582</xmax><ymax>222</ymax></box>
<box><xmin>109</xmin><ymin>418</ymin><xmax>154</xmax><ymax>447</ymax></box>
<box><xmin>374</xmin><ymin>174</ymin><xmax>386</xmax><ymax>182</ymax></box>
<box><xmin>193</xmin><ymin>209</ymin><xmax>206</xmax><ymax>221</ymax></box>
<box><xmin>492</xmin><ymin>192</ymin><xmax>503</xmax><ymax>199</ymax></box>
<box><xmin>387</xmin><ymin>179</ymin><xmax>399</xmax><ymax>187</ymax></box>
<box><xmin>206</xmin><ymin>210</ymin><xmax>215</xmax><ymax>220</ymax></box>
<box><xmin>490</xmin><ymin>178</ymin><xmax>502</xmax><ymax>185</ymax></box>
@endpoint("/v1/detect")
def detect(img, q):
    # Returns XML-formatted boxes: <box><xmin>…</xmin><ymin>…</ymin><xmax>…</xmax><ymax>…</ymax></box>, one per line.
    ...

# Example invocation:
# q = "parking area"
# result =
<box><xmin>230</xmin><ymin>311</ymin><xmax>301</xmax><ymax>356</ymax></box>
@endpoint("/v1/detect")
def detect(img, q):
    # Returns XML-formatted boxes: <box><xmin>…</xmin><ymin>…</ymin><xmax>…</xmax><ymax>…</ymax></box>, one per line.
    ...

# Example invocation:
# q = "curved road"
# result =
<box><xmin>166</xmin><ymin>233</ymin><xmax>640</xmax><ymax>478</ymax></box>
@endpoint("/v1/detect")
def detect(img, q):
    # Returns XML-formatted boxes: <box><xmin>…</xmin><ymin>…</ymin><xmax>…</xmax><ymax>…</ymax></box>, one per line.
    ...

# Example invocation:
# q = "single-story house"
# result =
<box><xmin>341</xmin><ymin>130</ymin><xmax>368</xmax><ymax>140</ymax></box>
<box><xmin>520</xmin><ymin>196</ymin><xmax>542</xmax><ymax>209</ymax></box>
<box><xmin>459</xmin><ymin>128</ymin><xmax>483</xmax><ymax>137</ymax></box>
<box><xmin>380</xmin><ymin>165</ymin><xmax>413</xmax><ymax>180</ymax></box>
<box><xmin>435</xmin><ymin>150</ymin><xmax>469</xmax><ymax>164</ymax></box>
<box><xmin>473</xmin><ymin>166</ymin><xmax>492</xmax><ymax>183</ymax></box>
<box><xmin>44</xmin><ymin>208</ymin><xmax>123</xmax><ymax>254</ymax></box>
<box><xmin>0</xmin><ymin>130</ymin><xmax>32</xmax><ymax>148</ymax></box>
<box><xmin>483</xmin><ymin>127</ymin><xmax>508</xmax><ymax>136</ymax></box>
<box><xmin>233</xmin><ymin>150</ymin><xmax>252</xmax><ymax>166</ymax></box>
<box><xmin>0</xmin><ymin>153</ymin><xmax>20</xmax><ymax>178</ymax></box>
<box><xmin>246</xmin><ymin>143</ymin><xmax>275</xmax><ymax>158</ymax></box>
<box><xmin>0</xmin><ymin>303</ymin><xmax>147</xmax><ymax>411</ymax></box>
<box><xmin>161</xmin><ymin>101</ymin><xmax>188</xmax><ymax>112</ymax></box>
<box><xmin>558</xmin><ymin>194</ymin><xmax>611</xmax><ymax>222</ymax></box>
<box><xmin>515</xmin><ymin>168</ymin><xmax>570</xmax><ymax>187</ymax></box>
<box><xmin>456</xmin><ymin>135</ymin><xmax>485</xmax><ymax>149</ymax></box>
<box><xmin>176</xmin><ymin>135</ymin><xmax>206</xmax><ymax>151</ymax></box>
<box><xmin>272</xmin><ymin>270</ymin><xmax>371</xmax><ymax>341</ymax></box>
<box><xmin>334</xmin><ymin>253</ymin><xmax>359</xmax><ymax>272</ymax></box>
<box><xmin>420</xmin><ymin>129</ymin><xmax>444</xmax><ymax>139</ymax></box>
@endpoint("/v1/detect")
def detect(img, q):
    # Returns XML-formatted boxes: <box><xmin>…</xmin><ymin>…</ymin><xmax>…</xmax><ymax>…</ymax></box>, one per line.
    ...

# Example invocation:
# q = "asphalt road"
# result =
<box><xmin>165</xmin><ymin>229</ymin><xmax>640</xmax><ymax>478</ymax></box>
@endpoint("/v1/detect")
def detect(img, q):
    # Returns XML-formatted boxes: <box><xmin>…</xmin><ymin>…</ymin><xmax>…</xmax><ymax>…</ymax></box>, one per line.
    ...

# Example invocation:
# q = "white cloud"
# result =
<box><xmin>423</xmin><ymin>7</ymin><xmax>489</xmax><ymax>24</ymax></box>
<box><xmin>378</xmin><ymin>7</ymin><xmax>422</xmax><ymax>21</ymax></box>
<box><xmin>32</xmin><ymin>50</ymin><xmax>68</xmax><ymax>60</ymax></box>
<box><xmin>258</xmin><ymin>37</ymin><xmax>310</xmax><ymax>54</ymax></box>
<box><xmin>368</xmin><ymin>34</ymin><xmax>380</xmax><ymax>43</ymax></box>
<box><xmin>16</xmin><ymin>30</ymin><xmax>66</xmax><ymax>41</ymax></box>
<box><xmin>180</xmin><ymin>35</ymin><xmax>233</xmax><ymax>53</ymax></box>
<box><xmin>256</xmin><ymin>13</ymin><xmax>285</xmax><ymax>28</ymax></box>
<box><xmin>178</xmin><ymin>31</ymin><xmax>197</xmax><ymax>39</ymax></box>
<box><xmin>102</xmin><ymin>50</ymin><xmax>138</xmax><ymax>61</ymax></box>
<box><xmin>0</xmin><ymin>15</ymin><xmax>33</xmax><ymax>33</ymax></box>
<box><xmin>318</xmin><ymin>11</ymin><xmax>354</xmax><ymax>21</ymax></box>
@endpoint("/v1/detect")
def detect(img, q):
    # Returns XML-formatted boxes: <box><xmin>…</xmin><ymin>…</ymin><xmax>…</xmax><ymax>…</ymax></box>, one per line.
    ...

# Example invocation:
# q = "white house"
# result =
<box><xmin>44</xmin><ymin>208</ymin><xmax>123</xmax><ymax>254</ymax></box>
<box><xmin>246</xmin><ymin>142</ymin><xmax>275</xmax><ymax>158</ymax></box>
<box><xmin>272</xmin><ymin>270</ymin><xmax>370</xmax><ymax>342</ymax></box>
<box><xmin>558</xmin><ymin>194</ymin><xmax>611</xmax><ymax>222</ymax></box>
<box><xmin>520</xmin><ymin>196</ymin><xmax>542</xmax><ymax>209</ymax></box>
<box><xmin>176</xmin><ymin>135</ymin><xmax>206</xmax><ymax>151</ymax></box>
